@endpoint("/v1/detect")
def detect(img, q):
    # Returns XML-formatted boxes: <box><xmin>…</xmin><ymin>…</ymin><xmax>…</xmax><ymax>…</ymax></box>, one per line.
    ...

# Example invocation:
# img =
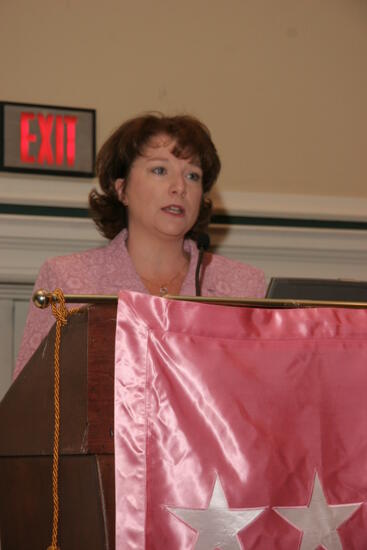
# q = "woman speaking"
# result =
<box><xmin>14</xmin><ymin>113</ymin><xmax>265</xmax><ymax>378</ymax></box>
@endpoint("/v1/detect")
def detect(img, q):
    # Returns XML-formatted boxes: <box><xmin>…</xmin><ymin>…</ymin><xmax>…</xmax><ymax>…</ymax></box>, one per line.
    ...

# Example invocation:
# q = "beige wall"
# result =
<box><xmin>1</xmin><ymin>0</ymin><xmax>366</xmax><ymax>198</ymax></box>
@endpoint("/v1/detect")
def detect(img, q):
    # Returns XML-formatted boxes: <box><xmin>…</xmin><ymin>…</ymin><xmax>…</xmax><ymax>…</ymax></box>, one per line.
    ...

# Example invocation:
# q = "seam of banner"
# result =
<box><xmin>1</xmin><ymin>203</ymin><xmax>367</xmax><ymax>230</ymax></box>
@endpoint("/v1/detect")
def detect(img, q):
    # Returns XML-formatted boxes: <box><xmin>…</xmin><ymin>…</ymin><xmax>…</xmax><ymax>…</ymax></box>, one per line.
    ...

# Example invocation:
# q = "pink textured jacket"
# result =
<box><xmin>14</xmin><ymin>229</ymin><xmax>266</xmax><ymax>378</ymax></box>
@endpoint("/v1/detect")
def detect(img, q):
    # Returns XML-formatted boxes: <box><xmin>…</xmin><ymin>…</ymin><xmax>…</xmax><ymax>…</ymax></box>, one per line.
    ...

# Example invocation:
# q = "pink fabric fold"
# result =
<box><xmin>114</xmin><ymin>291</ymin><xmax>367</xmax><ymax>549</ymax></box>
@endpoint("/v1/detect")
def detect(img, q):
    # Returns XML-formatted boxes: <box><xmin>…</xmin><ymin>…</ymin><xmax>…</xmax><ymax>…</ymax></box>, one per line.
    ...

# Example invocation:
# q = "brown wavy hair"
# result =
<box><xmin>89</xmin><ymin>113</ymin><xmax>221</xmax><ymax>240</ymax></box>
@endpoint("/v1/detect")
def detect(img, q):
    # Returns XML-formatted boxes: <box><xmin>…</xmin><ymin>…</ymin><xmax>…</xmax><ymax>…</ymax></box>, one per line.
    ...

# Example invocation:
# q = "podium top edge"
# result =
<box><xmin>32</xmin><ymin>290</ymin><xmax>367</xmax><ymax>309</ymax></box>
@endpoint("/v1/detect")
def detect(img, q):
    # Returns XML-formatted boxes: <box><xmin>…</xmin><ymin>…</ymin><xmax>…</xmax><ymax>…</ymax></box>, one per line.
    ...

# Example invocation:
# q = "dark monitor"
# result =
<box><xmin>266</xmin><ymin>278</ymin><xmax>367</xmax><ymax>302</ymax></box>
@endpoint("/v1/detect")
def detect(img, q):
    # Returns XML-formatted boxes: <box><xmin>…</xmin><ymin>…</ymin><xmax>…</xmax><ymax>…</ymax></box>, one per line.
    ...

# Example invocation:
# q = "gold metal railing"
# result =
<box><xmin>33</xmin><ymin>289</ymin><xmax>367</xmax><ymax>310</ymax></box>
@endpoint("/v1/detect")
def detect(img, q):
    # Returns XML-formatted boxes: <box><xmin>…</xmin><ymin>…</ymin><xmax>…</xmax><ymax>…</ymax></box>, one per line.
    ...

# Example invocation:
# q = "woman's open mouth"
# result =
<box><xmin>162</xmin><ymin>205</ymin><xmax>185</xmax><ymax>216</ymax></box>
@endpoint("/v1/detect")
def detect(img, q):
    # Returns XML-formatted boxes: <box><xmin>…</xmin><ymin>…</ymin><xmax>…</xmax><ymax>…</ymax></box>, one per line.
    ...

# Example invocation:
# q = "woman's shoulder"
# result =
<box><xmin>44</xmin><ymin>243</ymin><xmax>108</xmax><ymax>270</ymax></box>
<box><xmin>202</xmin><ymin>251</ymin><xmax>266</xmax><ymax>298</ymax></box>
<box><xmin>41</xmin><ymin>231</ymin><xmax>126</xmax><ymax>273</ymax></box>
<box><xmin>35</xmin><ymin>231</ymin><xmax>128</xmax><ymax>294</ymax></box>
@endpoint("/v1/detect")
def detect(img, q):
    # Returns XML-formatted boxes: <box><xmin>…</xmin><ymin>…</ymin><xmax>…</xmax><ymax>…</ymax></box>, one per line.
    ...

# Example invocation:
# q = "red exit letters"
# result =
<box><xmin>20</xmin><ymin>112</ymin><xmax>78</xmax><ymax>166</ymax></box>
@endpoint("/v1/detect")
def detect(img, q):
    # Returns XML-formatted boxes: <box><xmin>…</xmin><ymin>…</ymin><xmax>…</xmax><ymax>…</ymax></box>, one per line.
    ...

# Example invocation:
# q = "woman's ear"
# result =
<box><xmin>115</xmin><ymin>178</ymin><xmax>128</xmax><ymax>205</ymax></box>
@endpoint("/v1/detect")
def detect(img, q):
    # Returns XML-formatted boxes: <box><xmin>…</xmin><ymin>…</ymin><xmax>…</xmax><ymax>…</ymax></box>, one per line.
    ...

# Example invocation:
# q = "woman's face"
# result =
<box><xmin>115</xmin><ymin>134</ymin><xmax>203</xmax><ymax>242</ymax></box>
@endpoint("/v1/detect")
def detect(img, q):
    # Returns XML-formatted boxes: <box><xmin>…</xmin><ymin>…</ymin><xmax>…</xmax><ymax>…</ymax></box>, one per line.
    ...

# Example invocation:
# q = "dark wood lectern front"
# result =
<box><xmin>0</xmin><ymin>304</ymin><xmax>118</xmax><ymax>550</ymax></box>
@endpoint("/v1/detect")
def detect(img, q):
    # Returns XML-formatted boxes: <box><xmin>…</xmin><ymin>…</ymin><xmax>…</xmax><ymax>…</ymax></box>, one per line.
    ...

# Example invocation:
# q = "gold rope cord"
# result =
<box><xmin>47</xmin><ymin>289</ymin><xmax>80</xmax><ymax>550</ymax></box>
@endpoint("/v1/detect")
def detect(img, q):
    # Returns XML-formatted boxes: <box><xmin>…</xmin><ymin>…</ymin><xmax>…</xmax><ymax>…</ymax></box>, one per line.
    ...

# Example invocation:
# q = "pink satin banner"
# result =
<box><xmin>114</xmin><ymin>291</ymin><xmax>367</xmax><ymax>549</ymax></box>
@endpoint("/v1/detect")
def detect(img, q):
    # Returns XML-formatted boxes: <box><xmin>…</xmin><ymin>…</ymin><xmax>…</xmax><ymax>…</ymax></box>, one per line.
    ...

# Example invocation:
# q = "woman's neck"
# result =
<box><xmin>126</xmin><ymin>229</ymin><xmax>189</xmax><ymax>282</ymax></box>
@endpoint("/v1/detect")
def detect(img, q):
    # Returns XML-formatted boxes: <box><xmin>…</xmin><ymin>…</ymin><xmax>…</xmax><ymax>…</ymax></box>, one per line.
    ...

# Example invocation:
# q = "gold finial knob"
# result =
<box><xmin>32</xmin><ymin>289</ymin><xmax>52</xmax><ymax>309</ymax></box>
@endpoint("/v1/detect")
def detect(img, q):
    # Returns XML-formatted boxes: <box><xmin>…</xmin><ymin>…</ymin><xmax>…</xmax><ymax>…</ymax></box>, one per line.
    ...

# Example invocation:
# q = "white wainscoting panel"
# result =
<box><xmin>1</xmin><ymin>214</ymin><xmax>367</xmax><ymax>284</ymax></box>
<box><xmin>0</xmin><ymin>214</ymin><xmax>105</xmax><ymax>282</ymax></box>
<box><xmin>210</xmin><ymin>224</ymin><xmax>367</xmax><ymax>283</ymax></box>
<box><xmin>0</xmin><ymin>284</ymin><xmax>34</xmax><ymax>399</ymax></box>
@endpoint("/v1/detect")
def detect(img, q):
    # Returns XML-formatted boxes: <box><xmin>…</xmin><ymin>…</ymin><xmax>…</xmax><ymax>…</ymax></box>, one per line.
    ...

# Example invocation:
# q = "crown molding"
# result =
<box><xmin>0</xmin><ymin>174</ymin><xmax>94</xmax><ymax>208</ymax></box>
<box><xmin>1</xmin><ymin>173</ymin><xmax>367</xmax><ymax>221</ymax></box>
<box><xmin>210</xmin><ymin>190</ymin><xmax>367</xmax><ymax>221</ymax></box>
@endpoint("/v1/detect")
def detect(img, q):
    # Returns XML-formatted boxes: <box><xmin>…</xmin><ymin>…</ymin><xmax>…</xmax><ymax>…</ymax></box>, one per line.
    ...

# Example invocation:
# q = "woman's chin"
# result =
<box><xmin>154</xmin><ymin>227</ymin><xmax>188</xmax><ymax>241</ymax></box>
<box><xmin>154</xmin><ymin>221</ymin><xmax>192</xmax><ymax>240</ymax></box>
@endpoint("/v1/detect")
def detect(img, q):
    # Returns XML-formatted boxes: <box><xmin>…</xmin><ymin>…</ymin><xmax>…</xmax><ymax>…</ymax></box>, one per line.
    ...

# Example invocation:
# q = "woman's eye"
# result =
<box><xmin>152</xmin><ymin>166</ymin><xmax>166</xmax><ymax>176</ymax></box>
<box><xmin>187</xmin><ymin>171</ymin><xmax>202</xmax><ymax>182</ymax></box>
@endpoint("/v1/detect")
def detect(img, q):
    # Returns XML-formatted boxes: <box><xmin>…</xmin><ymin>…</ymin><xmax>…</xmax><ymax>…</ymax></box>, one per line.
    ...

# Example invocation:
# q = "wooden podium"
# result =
<box><xmin>0</xmin><ymin>304</ymin><xmax>118</xmax><ymax>550</ymax></box>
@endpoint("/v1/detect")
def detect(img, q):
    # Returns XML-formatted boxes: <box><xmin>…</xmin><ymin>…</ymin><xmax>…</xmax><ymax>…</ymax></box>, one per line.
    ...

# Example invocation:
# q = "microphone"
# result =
<box><xmin>195</xmin><ymin>233</ymin><xmax>210</xmax><ymax>296</ymax></box>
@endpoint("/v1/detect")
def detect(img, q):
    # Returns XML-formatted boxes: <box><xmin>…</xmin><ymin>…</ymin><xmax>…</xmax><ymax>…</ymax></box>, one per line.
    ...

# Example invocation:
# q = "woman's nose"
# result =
<box><xmin>169</xmin><ymin>173</ymin><xmax>186</xmax><ymax>196</ymax></box>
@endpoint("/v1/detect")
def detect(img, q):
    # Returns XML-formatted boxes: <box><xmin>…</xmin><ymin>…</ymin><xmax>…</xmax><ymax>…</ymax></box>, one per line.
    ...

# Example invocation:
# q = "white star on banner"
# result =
<box><xmin>168</xmin><ymin>475</ymin><xmax>265</xmax><ymax>549</ymax></box>
<box><xmin>274</xmin><ymin>472</ymin><xmax>363</xmax><ymax>550</ymax></box>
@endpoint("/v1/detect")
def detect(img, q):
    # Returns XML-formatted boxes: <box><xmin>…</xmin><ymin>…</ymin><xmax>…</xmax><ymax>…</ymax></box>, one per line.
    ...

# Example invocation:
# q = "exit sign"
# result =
<box><xmin>0</xmin><ymin>101</ymin><xmax>96</xmax><ymax>177</ymax></box>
